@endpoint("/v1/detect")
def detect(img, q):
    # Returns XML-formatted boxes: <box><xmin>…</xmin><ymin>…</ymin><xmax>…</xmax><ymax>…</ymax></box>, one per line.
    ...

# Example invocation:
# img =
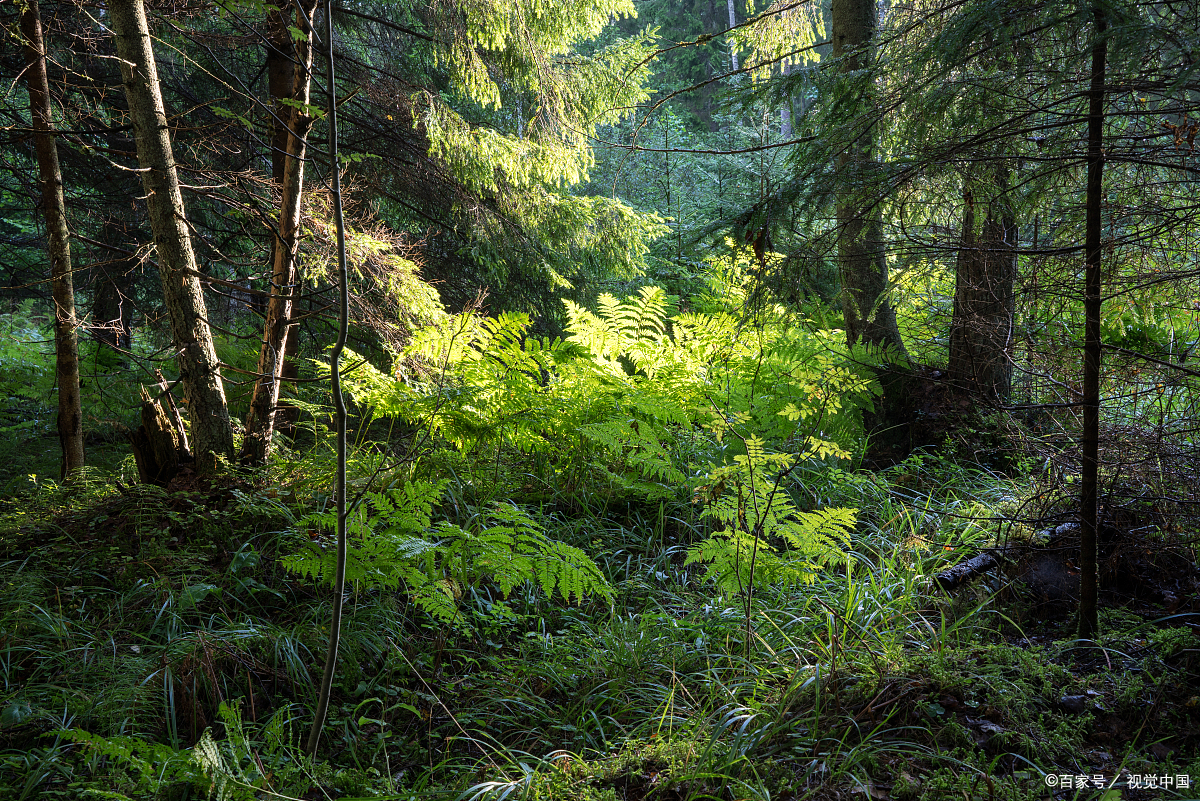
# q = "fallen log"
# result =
<box><xmin>933</xmin><ymin>551</ymin><xmax>999</xmax><ymax>591</ymax></box>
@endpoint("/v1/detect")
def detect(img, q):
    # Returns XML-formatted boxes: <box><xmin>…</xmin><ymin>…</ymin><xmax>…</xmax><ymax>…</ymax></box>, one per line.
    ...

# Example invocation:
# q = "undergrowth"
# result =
<box><xmin>3</xmin><ymin>279</ymin><xmax>1198</xmax><ymax>800</ymax></box>
<box><xmin>6</xmin><ymin>446</ymin><xmax>1195</xmax><ymax>800</ymax></box>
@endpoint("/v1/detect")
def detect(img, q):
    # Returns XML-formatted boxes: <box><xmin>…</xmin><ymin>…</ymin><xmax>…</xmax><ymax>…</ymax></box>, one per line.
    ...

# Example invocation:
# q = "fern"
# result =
<box><xmin>686</xmin><ymin>437</ymin><xmax>856</xmax><ymax>595</ymax></box>
<box><xmin>461</xmin><ymin>503</ymin><xmax>611</xmax><ymax>604</ymax></box>
<box><xmin>53</xmin><ymin>728</ymin><xmax>218</xmax><ymax>800</ymax></box>
<box><xmin>282</xmin><ymin>482</ymin><xmax>612</xmax><ymax>622</ymax></box>
<box><xmin>190</xmin><ymin>701</ymin><xmax>290</xmax><ymax>801</ymax></box>
<box><xmin>341</xmin><ymin>269</ymin><xmax>879</xmax><ymax>504</ymax></box>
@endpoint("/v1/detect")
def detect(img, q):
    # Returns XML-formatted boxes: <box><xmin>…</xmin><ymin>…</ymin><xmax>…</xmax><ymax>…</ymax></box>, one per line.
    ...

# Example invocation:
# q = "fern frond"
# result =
<box><xmin>54</xmin><ymin>728</ymin><xmax>215</xmax><ymax>798</ymax></box>
<box><xmin>282</xmin><ymin>485</ymin><xmax>611</xmax><ymax>621</ymax></box>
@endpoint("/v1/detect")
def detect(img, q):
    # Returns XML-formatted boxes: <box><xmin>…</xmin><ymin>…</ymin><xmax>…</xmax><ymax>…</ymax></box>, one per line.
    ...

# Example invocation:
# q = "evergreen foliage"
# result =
<box><xmin>331</xmin><ymin>0</ymin><xmax>667</xmax><ymax>311</ymax></box>
<box><xmin>5</xmin><ymin>1</ymin><xmax>1200</xmax><ymax>798</ymax></box>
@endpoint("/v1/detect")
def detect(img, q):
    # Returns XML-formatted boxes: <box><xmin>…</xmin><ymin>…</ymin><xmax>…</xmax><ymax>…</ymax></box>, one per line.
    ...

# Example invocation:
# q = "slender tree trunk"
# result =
<box><xmin>242</xmin><ymin>0</ymin><xmax>319</xmax><ymax>464</ymax></box>
<box><xmin>277</xmin><ymin>318</ymin><xmax>302</xmax><ymax>434</ymax></box>
<box><xmin>780</xmin><ymin>63</ymin><xmax>792</xmax><ymax>139</ymax></box>
<box><xmin>92</xmin><ymin>275</ymin><xmax>122</xmax><ymax>347</ymax></box>
<box><xmin>92</xmin><ymin>271</ymin><xmax>134</xmax><ymax>351</ymax></box>
<box><xmin>1079</xmin><ymin>6</ymin><xmax>1107</xmax><ymax>640</ymax></box>
<box><xmin>948</xmin><ymin>175</ymin><xmax>1017</xmax><ymax>403</ymax></box>
<box><xmin>21</xmin><ymin>0</ymin><xmax>84</xmax><ymax>479</ymax></box>
<box><xmin>267</xmin><ymin>6</ymin><xmax>302</xmax><ymax>435</ymax></box>
<box><xmin>832</xmin><ymin>0</ymin><xmax>905</xmax><ymax>354</ymax></box>
<box><xmin>308</xmin><ymin>0</ymin><xmax>349</xmax><ymax>756</ymax></box>
<box><xmin>832</xmin><ymin>0</ymin><xmax>908</xmax><ymax>458</ymax></box>
<box><xmin>92</xmin><ymin>220</ymin><xmax>135</xmax><ymax>353</ymax></box>
<box><xmin>111</xmin><ymin>0</ymin><xmax>234</xmax><ymax>467</ymax></box>
<box><xmin>265</xmin><ymin>5</ymin><xmax>293</xmax><ymax>194</ymax></box>
<box><xmin>727</xmin><ymin>0</ymin><xmax>739</xmax><ymax>71</ymax></box>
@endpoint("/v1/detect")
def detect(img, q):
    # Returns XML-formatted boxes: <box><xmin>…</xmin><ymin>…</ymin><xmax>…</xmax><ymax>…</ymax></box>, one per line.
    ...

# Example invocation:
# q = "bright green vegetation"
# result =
<box><xmin>3</xmin><ymin>264</ymin><xmax>1198</xmax><ymax>799</ymax></box>
<box><xmin>4</xmin><ymin>0</ymin><xmax>1200</xmax><ymax>798</ymax></box>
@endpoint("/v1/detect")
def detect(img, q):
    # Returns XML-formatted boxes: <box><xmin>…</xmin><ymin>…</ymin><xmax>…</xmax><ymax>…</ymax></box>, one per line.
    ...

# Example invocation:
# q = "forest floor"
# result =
<box><xmin>1</xmin><ymin>449</ymin><xmax>1198</xmax><ymax>801</ymax></box>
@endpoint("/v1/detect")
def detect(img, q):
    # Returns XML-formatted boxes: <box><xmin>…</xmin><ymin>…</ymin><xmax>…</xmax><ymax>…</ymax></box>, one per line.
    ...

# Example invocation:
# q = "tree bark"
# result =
<box><xmin>242</xmin><ymin>0</ymin><xmax>319</xmax><ymax>464</ymax></box>
<box><xmin>92</xmin><ymin>271</ymin><xmax>133</xmax><ymax>351</ymax></box>
<box><xmin>267</xmin><ymin>7</ymin><xmax>301</xmax><ymax>434</ymax></box>
<box><xmin>277</xmin><ymin>320</ymin><xmax>302</xmax><ymax>435</ymax></box>
<box><xmin>111</xmin><ymin>0</ymin><xmax>234</xmax><ymax>467</ymax></box>
<box><xmin>265</xmin><ymin>5</ymin><xmax>293</xmax><ymax>192</ymax></box>
<box><xmin>125</xmin><ymin>384</ymin><xmax>189</xmax><ymax>486</ymax></box>
<box><xmin>948</xmin><ymin>177</ymin><xmax>1017</xmax><ymax>403</ymax></box>
<box><xmin>1078</xmin><ymin>5</ymin><xmax>1107</xmax><ymax>640</ymax></box>
<box><xmin>831</xmin><ymin>0</ymin><xmax>908</xmax><ymax>460</ymax></box>
<box><xmin>21</xmin><ymin>0</ymin><xmax>85</xmax><ymax>479</ymax></box>
<box><xmin>831</xmin><ymin>0</ymin><xmax>905</xmax><ymax>354</ymax></box>
<box><xmin>727</xmin><ymin>0</ymin><xmax>739</xmax><ymax>72</ymax></box>
<box><xmin>780</xmin><ymin>63</ymin><xmax>792</xmax><ymax>139</ymax></box>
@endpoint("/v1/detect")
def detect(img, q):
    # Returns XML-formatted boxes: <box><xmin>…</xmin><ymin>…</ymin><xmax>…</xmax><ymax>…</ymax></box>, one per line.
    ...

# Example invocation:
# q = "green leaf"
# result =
<box><xmin>0</xmin><ymin>700</ymin><xmax>32</xmax><ymax>728</ymax></box>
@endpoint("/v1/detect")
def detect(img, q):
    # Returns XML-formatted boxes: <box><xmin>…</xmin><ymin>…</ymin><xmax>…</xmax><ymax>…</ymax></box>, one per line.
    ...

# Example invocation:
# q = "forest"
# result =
<box><xmin>1</xmin><ymin>0</ymin><xmax>1199</xmax><ymax>798</ymax></box>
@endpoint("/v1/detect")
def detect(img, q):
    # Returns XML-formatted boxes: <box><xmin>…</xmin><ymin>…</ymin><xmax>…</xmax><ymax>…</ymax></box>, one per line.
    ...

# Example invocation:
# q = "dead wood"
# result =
<box><xmin>123</xmin><ymin>385</ymin><xmax>192</xmax><ymax>486</ymax></box>
<box><xmin>934</xmin><ymin>551</ymin><xmax>1000</xmax><ymax>591</ymax></box>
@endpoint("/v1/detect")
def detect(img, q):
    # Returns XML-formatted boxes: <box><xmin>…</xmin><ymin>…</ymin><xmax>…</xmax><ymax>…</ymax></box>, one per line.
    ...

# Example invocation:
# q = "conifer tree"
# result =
<box><xmin>1078</xmin><ymin>1</ymin><xmax>1108</xmax><ymax>639</ymax></box>
<box><xmin>241</xmin><ymin>0</ymin><xmax>320</xmax><ymax>465</ymax></box>
<box><xmin>831</xmin><ymin>0</ymin><xmax>904</xmax><ymax>354</ymax></box>
<box><xmin>111</xmin><ymin>0</ymin><xmax>234</xmax><ymax>466</ymax></box>
<box><xmin>20</xmin><ymin>0</ymin><xmax>84</xmax><ymax>478</ymax></box>
<box><xmin>324</xmin><ymin>0</ymin><xmax>660</xmax><ymax>316</ymax></box>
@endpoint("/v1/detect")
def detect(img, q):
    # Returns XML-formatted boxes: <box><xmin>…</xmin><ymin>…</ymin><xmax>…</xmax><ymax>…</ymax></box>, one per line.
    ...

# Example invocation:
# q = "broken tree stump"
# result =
<box><xmin>123</xmin><ymin>384</ymin><xmax>191</xmax><ymax>486</ymax></box>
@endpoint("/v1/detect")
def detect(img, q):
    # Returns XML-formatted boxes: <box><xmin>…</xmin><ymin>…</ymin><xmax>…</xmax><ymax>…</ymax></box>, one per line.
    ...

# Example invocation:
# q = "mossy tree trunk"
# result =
<box><xmin>111</xmin><ymin>0</ymin><xmax>233</xmax><ymax>468</ymax></box>
<box><xmin>21</xmin><ymin>0</ymin><xmax>85</xmax><ymax>479</ymax></box>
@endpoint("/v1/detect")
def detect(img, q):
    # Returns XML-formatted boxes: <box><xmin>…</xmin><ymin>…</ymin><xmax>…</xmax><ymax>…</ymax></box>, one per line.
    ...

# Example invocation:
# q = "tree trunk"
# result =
<box><xmin>265</xmin><ymin>5</ymin><xmax>293</xmax><ymax>194</ymax></box>
<box><xmin>1078</xmin><ymin>5</ymin><xmax>1107</xmax><ymax>640</ymax></box>
<box><xmin>831</xmin><ymin>0</ymin><xmax>905</xmax><ymax>354</ymax></box>
<box><xmin>242</xmin><ymin>0</ymin><xmax>319</xmax><ymax>464</ymax></box>
<box><xmin>246</xmin><ymin>0</ymin><xmax>293</xmax><ymax>327</ymax></box>
<box><xmin>948</xmin><ymin>178</ymin><xmax>1017</xmax><ymax>403</ymax></box>
<box><xmin>832</xmin><ymin>0</ymin><xmax>908</xmax><ymax>459</ymax></box>
<box><xmin>780</xmin><ymin>63</ymin><xmax>792</xmax><ymax>139</ymax></box>
<box><xmin>727</xmin><ymin>0</ymin><xmax>739</xmax><ymax>72</ymax></box>
<box><xmin>21</xmin><ymin>0</ymin><xmax>85</xmax><ymax>479</ymax></box>
<box><xmin>267</xmin><ymin>7</ymin><xmax>301</xmax><ymax>435</ymax></box>
<box><xmin>111</xmin><ymin>0</ymin><xmax>234</xmax><ymax>468</ymax></box>
<box><xmin>307</xmin><ymin>0</ymin><xmax>349</xmax><ymax>755</ymax></box>
<box><xmin>92</xmin><ymin>220</ymin><xmax>135</xmax><ymax>353</ymax></box>
<box><xmin>277</xmin><ymin>318</ymin><xmax>302</xmax><ymax>434</ymax></box>
<box><xmin>92</xmin><ymin>272</ymin><xmax>133</xmax><ymax>351</ymax></box>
